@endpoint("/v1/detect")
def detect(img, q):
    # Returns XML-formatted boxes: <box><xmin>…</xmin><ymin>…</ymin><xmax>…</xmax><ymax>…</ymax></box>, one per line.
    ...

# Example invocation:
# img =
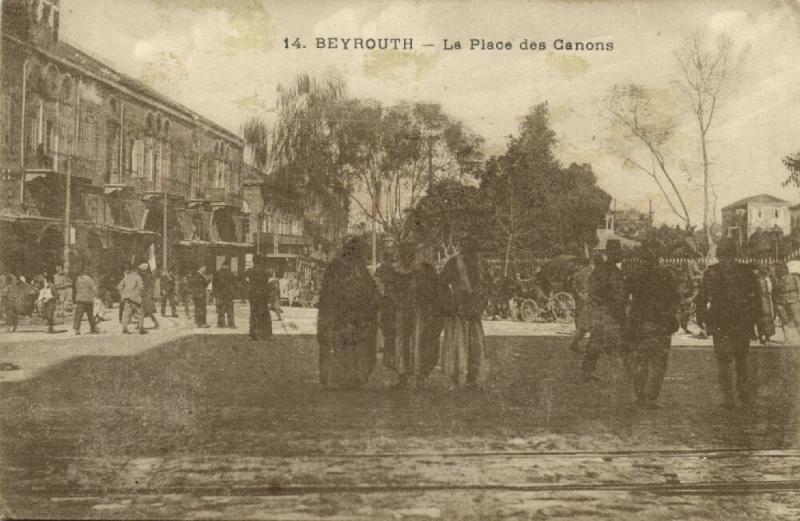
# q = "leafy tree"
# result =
<box><xmin>409</xmin><ymin>179</ymin><xmax>494</xmax><ymax>266</ymax></box>
<box><xmin>481</xmin><ymin>103</ymin><xmax>610</xmax><ymax>272</ymax></box>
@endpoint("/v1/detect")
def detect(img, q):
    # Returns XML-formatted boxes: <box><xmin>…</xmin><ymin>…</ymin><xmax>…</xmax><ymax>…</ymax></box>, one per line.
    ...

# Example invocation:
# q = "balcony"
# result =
<box><xmin>204</xmin><ymin>187</ymin><xmax>243</xmax><ymax>210</ymax></box>
<box><xmin>24</xmin><ymin>151</ymin><xmax>94</xmax><ymax>185</ymax></box>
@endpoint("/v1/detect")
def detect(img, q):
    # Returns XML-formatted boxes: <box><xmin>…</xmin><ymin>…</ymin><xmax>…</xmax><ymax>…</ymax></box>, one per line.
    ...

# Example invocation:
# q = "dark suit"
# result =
<box><xmin>214</xmin><ymin>268</ymin><xmax>236</xmax><ymax>327</ymax></box>
<box><xmin>699</xmin><ymin>260</ymin><xmax>758</xmax><ymax>404</ymax></box>
<box><xmin>582</xmin><ymin>261</ymin><xmax>628</xmax><ymax>377</ymax></box>
<box><xmin>188</xmin><ymin>271</ymin><xmax>208</xmax><ymax>326</ymax></box>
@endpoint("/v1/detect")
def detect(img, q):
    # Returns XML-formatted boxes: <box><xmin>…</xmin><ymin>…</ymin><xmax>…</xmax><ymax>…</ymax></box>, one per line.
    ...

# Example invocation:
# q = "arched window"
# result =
<box><xmin>60</xmin><ymin>76</ymin><xmax>73</xmax><ymax>104</ymax></box>
<box><xmin>145</xmin><ymin>113</ymin><xmax>154</xmax><ymax>134</ymax></box>
<box><xmin>163</xmin><ymin>119</ymin><xmax>170</xmax><ymax>138</ymax></box>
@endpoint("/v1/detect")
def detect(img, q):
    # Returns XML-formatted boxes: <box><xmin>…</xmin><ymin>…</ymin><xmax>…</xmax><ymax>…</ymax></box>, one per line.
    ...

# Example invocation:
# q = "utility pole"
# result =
<box><xmin>65</xmin><ymin>80</ymin><xmax>81</xmax><ymax>274</ymax></box>
<box><xmin>162</xmin><ymin>182</ymin><xmax>168</xmax><ymax>272</ymax></box>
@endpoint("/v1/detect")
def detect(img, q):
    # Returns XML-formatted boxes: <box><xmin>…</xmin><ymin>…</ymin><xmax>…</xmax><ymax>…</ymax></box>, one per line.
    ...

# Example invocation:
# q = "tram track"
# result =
<box><xmin>6</xmin><ymin>447</ymin><xmax>800</xmax><ymax>499</ymax></box>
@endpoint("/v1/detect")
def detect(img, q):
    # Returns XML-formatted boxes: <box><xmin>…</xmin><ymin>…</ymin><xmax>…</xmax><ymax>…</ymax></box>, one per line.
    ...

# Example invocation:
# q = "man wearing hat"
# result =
<box><xmin>582</xmin><ymin>239</ymin><xmax>628</xmax><ymax>381</ymax></box>
<box><xmin>627</xmin><ymin>248</ymin><xmax>680</xmax><ymax>408</ymax></box>
<box><xmin>698</xmin><ymin>238</ymin><xmax>758</xmax><ymax>409</ymax></box>
<box><xmin>213</xmin><ymin>260</ymin><xmax>236</xmax><ymax>328</ymax></box>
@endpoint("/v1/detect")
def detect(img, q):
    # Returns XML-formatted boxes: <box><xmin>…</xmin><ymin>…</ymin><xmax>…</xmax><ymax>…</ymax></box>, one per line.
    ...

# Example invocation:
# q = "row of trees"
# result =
<box><xmin>243</xmin><ymin>75</ymin><xmax>611</xmax><ymax>272</ymax></box>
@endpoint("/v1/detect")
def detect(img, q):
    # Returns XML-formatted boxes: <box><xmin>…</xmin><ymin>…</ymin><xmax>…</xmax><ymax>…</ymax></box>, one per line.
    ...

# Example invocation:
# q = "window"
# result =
<box><xmin>776</xmin><ymin>210</ymin><xmax>780</xmax><ymax>218</ymax></box>
<box><xmin>758</xmin><ymin>210</ymin><xmax>762</xmax><ymax>219</ymax></box>
<box><xmin>131</xmin><ymin>139</ymin><xmax>144</xmax><ymax>177</ymax></box>
<box><xmin>45</xmin><ymin>120</ymin><xmax>55</xmax><ymax>153</ymax></box>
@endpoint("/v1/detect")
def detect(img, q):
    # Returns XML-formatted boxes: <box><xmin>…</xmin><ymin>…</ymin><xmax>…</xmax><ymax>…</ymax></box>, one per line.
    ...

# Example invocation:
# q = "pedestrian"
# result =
<box><xmin>213</xmin><ymin>261</ymin><xmax>236</xmax><ymax>328</ymax></box>
<box><xmin>287</xmin><ymin>275</ymin><xmax>299</xmax><ymax>307</ymax></box>
<box><xmin>754</xmin><ymin>265</ymin><xmax>775</xmax><ymax>345</ymax></box>
<box><xmin>317</xmin><ymin>236</ymin><xmax>379</xmax><ymax>389</ymax></box>
<box><xmin>189</xmin><ymin>265</ymin><xmax>210</xmax><ymax>328</ymax></box>
<box><xmin>772</xmin><ymin>262</ymin><xmax>800</xmax><ymax>344</ymax></box>
<box><xmin>72</xmin><ymin>267</ymin><xmax>99</xmax><ymax>335</ymax></box>
<box><xmin>160</xmin><ymin>269</ymin><xmax>178</xmax><ymax>317</ymax></box>
<box><xmin>412</xmin><ymin>244</ymin><xmax>447</xmax><ymax>387</ymax></box>
<box><xmin>440</xmin><ymin>238</ymin><xmax>488</xmax><ymax>388</ymax></box>
<box><xmin>118</xmin><ymin>264</ymin><xmax>146</xmax><ymax>335</ymax></box>
<box><xmin>567</xmin><ymin>255</ymin><xmax>597</xmax><ymax>353</ymax></box>
<box><xmin>140</xmin><ymin>266</ymin><xmax>160</xmax><ymax>330</ymax></box>
<box><xmin>118</xmin><ymin>266</ymin><xmax>129</xmax><ymax>323</ymax></box>
<box><xmin>698</xmin><ymin>238</ymin><xmax>759</xmax><ymax>409</ymax></box>
<box><xmin>36</xmin><ymin>277</ymin><xmax>58</xmax><ymax>334</ymax></box>
<box><xmin>582</xmin><ymin>239</ymin><xmax>628</xmax><ymax>382</ymax></box>
<box><xmin>247</xmin><ymin>256</ymin><xmax>272</xmax><ymax>340</ymax></box>
<box><xmin>627</xmin><ymin>249</ymin><xmax>679</xmax><ymax>409</ymax></box>
<box><xmin>268</xmin><ymin>271</ymin><xmax>283</xmax><ymax>321</ymax></box>
<box><xmin>177</xmin><ymin>272</ymin><xmax>192</xmax><ymax>319</ymax></box>
<box><xmin>53</xmin><ymin>265</ymin><xmax>72</xmax><ymax>318</ymax></box>
<box><xmin>375</xmin><ymin>244</ymin><xmax>401</xmax><ymax>377</ymax></box>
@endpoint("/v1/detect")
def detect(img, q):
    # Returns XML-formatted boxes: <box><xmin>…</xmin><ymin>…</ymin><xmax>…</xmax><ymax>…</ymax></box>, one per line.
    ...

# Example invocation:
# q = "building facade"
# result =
<box><xmin>721</xmin><ymin>194</ymin><xmax>790</xmax><ymax>246</ymax></box>
<box><xmin>0</xmin><ymin>0</ymin><xmax>253</xmax><ymax>282</ymax></box>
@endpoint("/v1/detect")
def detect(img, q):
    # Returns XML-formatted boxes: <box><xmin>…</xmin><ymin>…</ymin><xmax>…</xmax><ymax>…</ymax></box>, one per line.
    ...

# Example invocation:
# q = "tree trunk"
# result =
<box><xmin>504</xmin><ymin>234</ymin><xmax>513</xmax><ymax>277</ymax></box>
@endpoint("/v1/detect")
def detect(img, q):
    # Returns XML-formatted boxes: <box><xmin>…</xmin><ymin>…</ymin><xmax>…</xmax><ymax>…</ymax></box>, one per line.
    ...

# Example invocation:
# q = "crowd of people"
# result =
<box><xmin>5</xmin><ymin>234</ymin><xmax>800</xmax><ymax>409</ymax></box>
<box><xmin>316</xmin><ymin>236</ymin><xmax>487</xmax><ymax>390</ymax></box>
<box><xmin>567</xmin><ymin>238</ymin><xmax>800</xmax><ymax>410</ymax></box>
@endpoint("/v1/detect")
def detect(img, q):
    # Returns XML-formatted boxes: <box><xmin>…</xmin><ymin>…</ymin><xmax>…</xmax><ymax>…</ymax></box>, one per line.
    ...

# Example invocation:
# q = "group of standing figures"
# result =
<box><xmin>316</xmin><ymin>236</ymin><xmax>487</xmax><ymax>390</ymax></box>
<box><xmin>572</xmin><ymin>238</ymin><xmax>771</xmax><ymax>410</ymax></box>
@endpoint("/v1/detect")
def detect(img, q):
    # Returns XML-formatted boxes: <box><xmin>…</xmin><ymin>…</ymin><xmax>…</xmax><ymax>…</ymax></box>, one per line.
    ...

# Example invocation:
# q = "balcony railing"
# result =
<box><xmin>24</xmin><ymin>150</ymin><xmax>95</xmax><ymax>181</ymax></box>
<box><xmin>204</xmin><ymin>187</ymin><xmax>243</xmax><ymax>208</ymax></box>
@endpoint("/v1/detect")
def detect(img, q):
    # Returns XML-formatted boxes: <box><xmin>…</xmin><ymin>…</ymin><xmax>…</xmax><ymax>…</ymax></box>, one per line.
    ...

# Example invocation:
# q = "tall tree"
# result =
<box><xmin>674</xmin><ymin>33</ymin><xmax>739</xmax><ymax>251</ymax></box>
<box><xmin>483</xmin><ymin>103</ymin><xmax>610</xmax><ymax>272</ymax></box>
<box><xmin>243</xmin><ymin>73</ymin><xmax>350</xmax><ymax>246</ymax></box>
<box><xmin>606</xmin><ymin>84</ymin><xmax>691</xmax><ymax>226</ymax></box>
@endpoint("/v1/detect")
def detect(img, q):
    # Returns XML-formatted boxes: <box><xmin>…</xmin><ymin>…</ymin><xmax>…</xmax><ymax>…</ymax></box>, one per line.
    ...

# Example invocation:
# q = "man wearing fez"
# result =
<box><xmin>698</xmin><ymin>238</ymin><xmax>759</xmax><ymax>409</ymax></box>
<box><xmin>582</xmin><ymin>239</ymin><xmax>628</xmax><ymax>381</ymax></box>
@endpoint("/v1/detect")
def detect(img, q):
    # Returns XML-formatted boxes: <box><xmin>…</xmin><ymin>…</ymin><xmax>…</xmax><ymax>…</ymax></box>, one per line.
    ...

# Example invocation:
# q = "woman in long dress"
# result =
<box><xmin>317</xmin><ymin>236</ymin><xmax>379</xmax><ymax>389</ymax></box>
<box><xmin>440</xmin><ymin>242</ymin><xmax>488</xmax><ymax>387</ymax></box>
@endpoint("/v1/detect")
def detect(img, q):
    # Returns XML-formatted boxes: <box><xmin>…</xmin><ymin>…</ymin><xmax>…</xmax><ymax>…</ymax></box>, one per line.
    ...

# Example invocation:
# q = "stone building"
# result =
<box><xmin>721</xmin><ymin>194</ymin><xmax>790</xmax><ymax>247</ymax></box>
<box><xmin>0</xmin><ymin>0</ymin><xmax>253</xmax><ymax>282</ymax></box>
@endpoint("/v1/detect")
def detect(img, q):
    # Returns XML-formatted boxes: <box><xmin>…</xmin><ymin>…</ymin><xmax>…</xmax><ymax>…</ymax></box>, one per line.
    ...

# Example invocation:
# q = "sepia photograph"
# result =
<box><xmin>2</xmin><ymin>0</ymin><xmax>800</xmax><ymax>519</ymax></box>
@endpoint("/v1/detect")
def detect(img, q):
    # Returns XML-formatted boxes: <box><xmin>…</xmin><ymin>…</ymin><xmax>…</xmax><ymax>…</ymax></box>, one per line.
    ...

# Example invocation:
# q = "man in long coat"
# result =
<box><xmin>582</xmin><ymin>239</ymin><xmax>628</xmax><ymax>381</ymax></box>
<box><xmin>698</xmin><ymin>238</ymin><xmax>759</xmax><ymax>408</ymax></box>
<box><xmin>627</xmin><ymin>250</ymin><xmax>679</xmax><ymax>409</ymax></box>
<box><xmin>317</xmin><ymin>236</ymin><xmax>379</xmax><ymax>389</ymax></box>
<box><xmin>247</xmin><ymin>256</ymin><xmax>272</xmax><ymax>340</ymax></box>
<box><xmin>189</xmin><ymin>265</ymin><xmax>210</xmax><ymax>328</ymax></box>
<box><xmin>214</xmin><ymin>262</ymin><xmax>236</xmax><ymax>328</ymax></box>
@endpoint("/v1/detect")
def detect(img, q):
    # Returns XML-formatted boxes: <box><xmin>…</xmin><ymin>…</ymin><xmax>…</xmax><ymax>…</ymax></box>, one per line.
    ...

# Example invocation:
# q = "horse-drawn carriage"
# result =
<box><xmin>508</xmin><ymin>255</ymin><xmax>583</xmax><ymax>323</ymax></box>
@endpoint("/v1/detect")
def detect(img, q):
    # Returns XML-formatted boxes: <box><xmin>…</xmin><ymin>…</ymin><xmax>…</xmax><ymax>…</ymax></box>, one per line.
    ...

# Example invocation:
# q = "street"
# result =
<box><xmin>2</xmin><ymin>307</ymin><xmax>800</xmax><ymax>519</ymax></box>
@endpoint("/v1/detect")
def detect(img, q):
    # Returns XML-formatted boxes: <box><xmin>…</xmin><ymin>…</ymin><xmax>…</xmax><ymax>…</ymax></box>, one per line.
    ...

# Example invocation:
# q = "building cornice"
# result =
<box><xmin>3</xmin><ymin>34</ymin><xmax>243</xmax><ymax>146</ymax></box>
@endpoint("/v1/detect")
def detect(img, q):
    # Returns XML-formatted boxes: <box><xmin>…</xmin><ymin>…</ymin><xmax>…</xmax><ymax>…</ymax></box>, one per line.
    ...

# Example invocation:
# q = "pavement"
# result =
<box><xmin>2</xmin><ymin>306</ymin><xmax>800</xmax><ymax>519</ymax></box>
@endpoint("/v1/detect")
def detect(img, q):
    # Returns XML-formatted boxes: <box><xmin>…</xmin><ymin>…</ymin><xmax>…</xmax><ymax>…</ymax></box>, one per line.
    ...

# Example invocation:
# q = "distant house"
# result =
<box><xmin>595</xmin><ymin>209</ymin><xmax>641</xmax><ymax>251</ymax></box>
<box><xmin>721</xmin><ymin>194</ymin><xmax>791</xmax><ymax>246</ymax></box>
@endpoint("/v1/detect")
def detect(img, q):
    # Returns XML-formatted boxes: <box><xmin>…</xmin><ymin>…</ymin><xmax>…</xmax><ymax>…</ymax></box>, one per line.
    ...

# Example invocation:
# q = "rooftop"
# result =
<box><xmin>722</xmin><ymin>194</ymin><xmax>789</xmax><ymax>210</ymax></box>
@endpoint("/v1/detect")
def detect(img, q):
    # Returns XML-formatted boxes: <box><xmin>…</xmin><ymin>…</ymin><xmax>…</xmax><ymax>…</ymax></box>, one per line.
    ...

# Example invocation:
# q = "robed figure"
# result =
<box><xmin>317</xmin><ymin>237</ymin><xmax>379</xmax><ymax>389</ymax></box>
<box><xmin>384</xmin><ymin>244</ymin><xmax>446</xmax><ymax>388</ymax></box>
<box><xmin>440</xmin><ymin>242</ymin><xmax>488</xmax><ymax>387</ymax></box>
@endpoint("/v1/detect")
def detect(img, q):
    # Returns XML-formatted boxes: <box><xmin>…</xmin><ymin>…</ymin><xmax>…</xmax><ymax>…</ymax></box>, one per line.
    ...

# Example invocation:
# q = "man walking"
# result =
<box><xmin>213</xmin><ymin>262</ymin><xmax>236</xmax><ymax>328</ymax></box>
<box><xmin>140</xmin><ymin>266</ymin><xmax>160</xmax><ymax>330</ymax></box>
<box><xmin>268</xmin><ymin>271</ymin><xmax>283</xmax><ymax>321</ymax></box>
<box><xmin>73</xmin><ymin>267</ymin><xmax>99</xmax><ymax>335</ymax></box>
<box><xmin>627</xmin><ymin>250</ymin><xmax>679</xmax><ymax>409</ymax></box>
<box><xmin>189</xmin><ymin>265</ymin><xmax>209</xmax><ymax>328</ymax></box>
<box><xmin>582</xmin><ymin>239</ymin><xmax>628</xmax><ymax>381</ymax></box>
<box><xmin>247</xmin><ymin>256</ymin><xmax>272</xmax><ymax>340</ymax></box>
<box><xmin>118</xmin><ymin>265</ymin><xmax>145</xmax><ymax>335</ymax></box>
<box><xmin>160</xmin><ymin>269</ymin><xmax>178</xmax><ymax>317</ymax></box>
<box><xmin>698</xmin><ymin>238</ymin><xmax>758</xmax><ymax>409</ymax></box>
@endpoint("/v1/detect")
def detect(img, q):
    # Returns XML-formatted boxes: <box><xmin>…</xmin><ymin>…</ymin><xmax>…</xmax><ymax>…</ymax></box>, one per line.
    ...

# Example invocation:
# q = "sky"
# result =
<box><xmin>58</xmin><ymin>0</ymin><xmax>800</xmax><ymax>225</ymax></box>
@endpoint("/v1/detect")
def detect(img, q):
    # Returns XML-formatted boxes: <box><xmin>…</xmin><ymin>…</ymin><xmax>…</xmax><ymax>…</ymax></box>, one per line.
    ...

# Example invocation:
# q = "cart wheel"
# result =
<box><xmin>520</xmin><ymin>299</ymin><xmax>540</xmax><ymax>323</ymax></box>
<box><xmin>549</xmin><ymin>292</ymin><xmax>576</xmax><ymax>323</ymax></box>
